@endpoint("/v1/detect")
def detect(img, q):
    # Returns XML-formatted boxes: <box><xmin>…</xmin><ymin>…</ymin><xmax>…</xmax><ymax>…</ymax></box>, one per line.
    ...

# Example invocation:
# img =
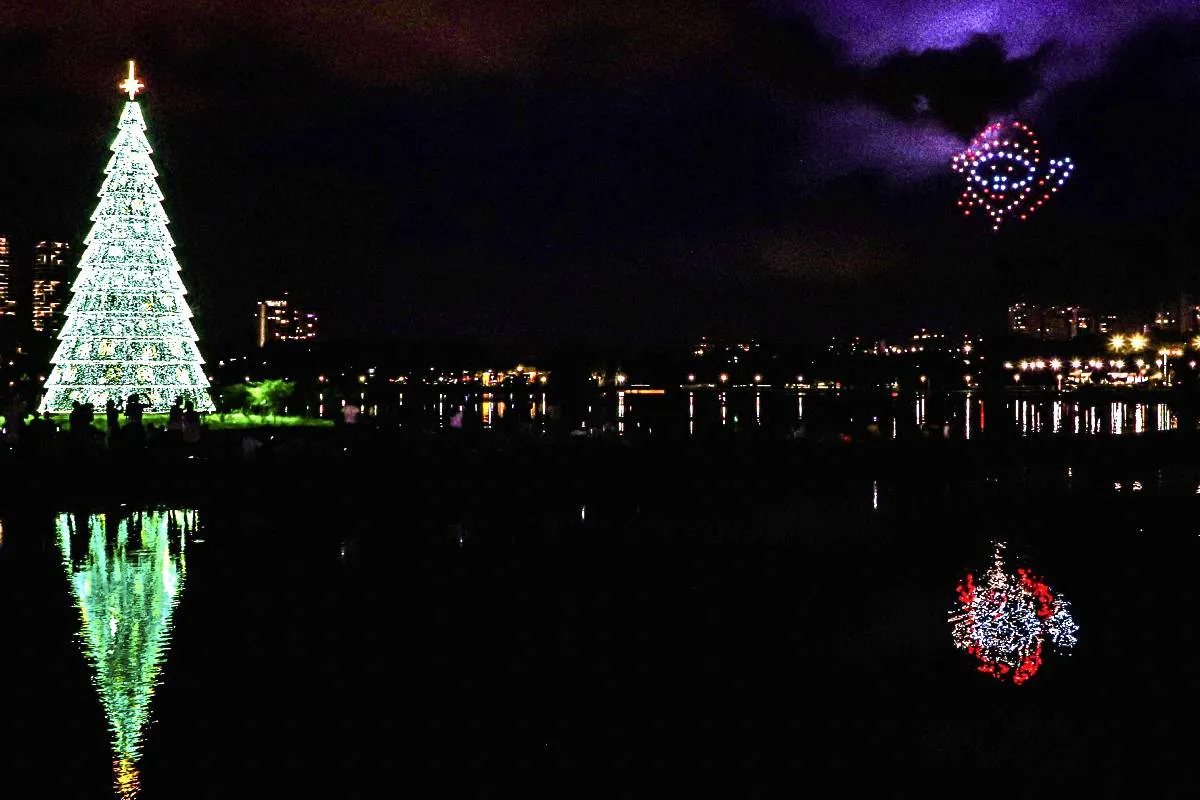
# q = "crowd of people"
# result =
<box><xmin>2</xmin><ymin>393</ymin><xmax>204</xmax><ymax>454</ymax></box>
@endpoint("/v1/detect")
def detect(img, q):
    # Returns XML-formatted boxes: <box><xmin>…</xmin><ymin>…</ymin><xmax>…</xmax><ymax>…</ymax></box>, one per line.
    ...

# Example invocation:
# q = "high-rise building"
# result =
<box><xmin>0</xmin><ymin>234</ymin><xmax>15</xmax><ymax>316</ymax></box>
<box><xmin>1008</xmin><ymin>303</ymin><xmax>1093</xmax><ymax>341</ymax></box>
<box><xmin>32</xmin><ymin>240</ymin><xmax>70</xmax><ymax>334</ymax></box>
<box><xmin>257</xmin><ymin>294</ymin><xmax>319</xmax><ymax>347</ymax></box>
<box><xmin>290</xmin><ymin>309</ymin><xmax>319</xmax><ymax>343</ymax></box>
<box><xmin>257</xmin><ymin>298</ymin><xmax>288</xmax><ymax>347</ymax></box>
<box><xmin>1181</xmin><ymin>294</ymin><xmax>1199</xmax><ymax>335</ymax></box>
<box><xmin>1155</xmin><ymin>293</ymin><xmax>1197</xmax><ymax>335</ymax></box>
<box><xmin>1040</xmin><ymin>306</ymin><xmax>1078</xmax><ymax>341</ymax></box>
<box><xmin>1154</xmin><ymin>305</ymin><xmax>1178</xmax><ymax>332</ymax></box>
<box><xmin>1007</xmin><ymin>303</ymin><xmax>1036</xmax><ymax>335</ymax></box>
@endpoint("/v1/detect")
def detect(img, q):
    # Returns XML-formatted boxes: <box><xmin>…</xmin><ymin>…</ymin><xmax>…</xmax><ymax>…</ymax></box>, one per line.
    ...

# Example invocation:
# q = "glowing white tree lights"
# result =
<box><xmin>952</xmin><ymin>121</ymin><xmax>1074</xmax><ymax>232</ymax></box>
<box><xmin>949</xmin><ymin>542</ymin><xmax>1078</xmax><ymax>684</ymax></box>
<box><xmin>40</xmin><ymin>62</ymin><xmax>215</xmax><ymax>413</ymax></box>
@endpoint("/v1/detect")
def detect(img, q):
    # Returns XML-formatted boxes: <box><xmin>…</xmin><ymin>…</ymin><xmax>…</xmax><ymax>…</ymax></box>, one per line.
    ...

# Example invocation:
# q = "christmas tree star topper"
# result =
<box><xmin>119</xmin><ymin>60</ymin><xmax>143</xmax><ymax>100</ymax></box>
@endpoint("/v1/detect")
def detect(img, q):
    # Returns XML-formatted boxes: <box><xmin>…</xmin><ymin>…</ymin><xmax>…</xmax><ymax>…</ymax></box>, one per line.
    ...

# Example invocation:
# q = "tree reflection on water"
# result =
<box><xmin>57</xmin><ymin>509</ymin><xmax>195</xmax><ymax>798</ymax></box>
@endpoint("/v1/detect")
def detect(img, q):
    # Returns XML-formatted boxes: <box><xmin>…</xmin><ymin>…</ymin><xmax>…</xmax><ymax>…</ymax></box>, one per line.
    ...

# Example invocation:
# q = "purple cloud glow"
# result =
<box><xmin>802</xmin><ymin>0</ymin><xmax>1197</xmax><ymax>81</ymax></box>
<box><xmin>799</xmin><ymin>102</ymin><xmax>966</xmax><ymax>182</ymax></box>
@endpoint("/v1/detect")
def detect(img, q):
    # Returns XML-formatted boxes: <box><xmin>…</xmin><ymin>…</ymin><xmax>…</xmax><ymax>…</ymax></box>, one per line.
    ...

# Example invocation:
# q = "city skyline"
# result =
<box><xmin>0</xmin><ymin>3</ymin><xmax>1197</xmax><ymax>348</ymax></box>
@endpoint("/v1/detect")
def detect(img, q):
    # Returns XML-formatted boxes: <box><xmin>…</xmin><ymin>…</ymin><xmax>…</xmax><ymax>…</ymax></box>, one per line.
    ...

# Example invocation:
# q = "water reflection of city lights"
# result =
<box><xmin>950</xmin><ymin>543</ymin><xmax>1078</xmax><ymax>685</ymax></box>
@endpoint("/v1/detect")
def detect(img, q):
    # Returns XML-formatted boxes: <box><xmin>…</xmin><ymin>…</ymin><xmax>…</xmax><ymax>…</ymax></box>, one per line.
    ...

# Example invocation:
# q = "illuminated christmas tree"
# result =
<box><xmin>40</xmin><ymin>61</ymin><xmax>215</xmax><ymax>413</ymax></box>
<box><xmin>58</xmin><ymin>509</ymin><xmax>194</xmax><ymax>799</ymax></box>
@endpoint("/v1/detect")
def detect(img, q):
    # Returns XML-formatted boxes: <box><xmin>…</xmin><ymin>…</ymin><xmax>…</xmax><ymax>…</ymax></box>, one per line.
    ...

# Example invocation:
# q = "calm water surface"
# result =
<box><xmin>3</xmin><ymin>467</ymin><xmax>1199</xmax><ymax>795</ymax></box>
<box><xmin>380</xmin><ymin>388</ymin><xmax>1184</xmax><ymax>441</ymax></box>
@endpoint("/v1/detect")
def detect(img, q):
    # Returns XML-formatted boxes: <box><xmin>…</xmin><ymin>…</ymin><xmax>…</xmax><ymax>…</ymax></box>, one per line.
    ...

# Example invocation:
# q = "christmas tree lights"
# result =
<box><xmin>949</xmin><ymin>542</ymin><xmax>1078</xmax><ymax>684</ymax></box>
<box><xmin>57</xmin><ymin>508</ymin><xmax>195</xmax><ymax>799</ymax></box>
<box><xmin>952</xmin><ymin>121</ymin><xmax>1074</xmax><ymax>232</ymax></box>
<box><xmin>40</xmin><ymin>62</ymin><xmax>215</xmax><ymax>413</ymax></box>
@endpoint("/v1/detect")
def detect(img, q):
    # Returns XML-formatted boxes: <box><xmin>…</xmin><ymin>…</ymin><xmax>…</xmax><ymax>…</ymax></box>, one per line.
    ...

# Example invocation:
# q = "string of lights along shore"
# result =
<box><xmin>40</xmin><ymin>61</ymin><xmax>215</xmax><ymax>414</ymax></box>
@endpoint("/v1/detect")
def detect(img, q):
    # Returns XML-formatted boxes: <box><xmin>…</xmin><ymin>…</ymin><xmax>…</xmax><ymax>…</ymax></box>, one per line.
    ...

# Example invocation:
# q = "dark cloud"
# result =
<box><xmin>860</xmin><ymin>35</ymin><xmax>1048</xmax><ymax>137</ymax></box>
<box><xmin>726</xmin><ymin>10</ymin><xmax>850</xmax><ymax>100</ymax></box>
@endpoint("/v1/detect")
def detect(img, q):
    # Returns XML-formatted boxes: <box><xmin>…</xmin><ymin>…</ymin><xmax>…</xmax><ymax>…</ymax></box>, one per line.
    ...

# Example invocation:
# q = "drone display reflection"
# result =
<box><xmin>950</xmin><ymin>542</ymin><xmax>1078</xmax><ymax>684</ymax></box>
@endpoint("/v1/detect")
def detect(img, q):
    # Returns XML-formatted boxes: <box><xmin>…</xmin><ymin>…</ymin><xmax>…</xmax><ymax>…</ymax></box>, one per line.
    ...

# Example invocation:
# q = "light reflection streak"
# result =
<box><xmin>57</xmin><ymin>509</ymin><xmax>195</xmax><ymax>799</ymax></box>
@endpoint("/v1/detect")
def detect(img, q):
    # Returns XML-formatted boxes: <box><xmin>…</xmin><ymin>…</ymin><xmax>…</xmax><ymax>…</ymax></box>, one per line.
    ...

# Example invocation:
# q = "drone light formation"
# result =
<box><xmin>952</xmin><ymin>121</ymin><xmax>1074</xmax><ymax>231</ymax></box>
<box><xmin>949</xmin><ymin>542</ymin><xmax>1078</xmax><ymax>684</ymax></box>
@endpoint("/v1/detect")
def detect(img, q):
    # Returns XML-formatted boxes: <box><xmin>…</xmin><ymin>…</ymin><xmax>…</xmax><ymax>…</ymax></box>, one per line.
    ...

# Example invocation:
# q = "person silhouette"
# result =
<box><xmin>168</xmin><ymin>397</ymin><xmax>183</xmax><ymax>432</ymax></box>
<box><xmin>125</xmin><ymin>393</ymin><xmax>145</xmax><ymax>425</ymax></box>
<box><xmin>182</xmin><ymin>399</ymin><xmax>201</xmax><ymax>445</ymax></box>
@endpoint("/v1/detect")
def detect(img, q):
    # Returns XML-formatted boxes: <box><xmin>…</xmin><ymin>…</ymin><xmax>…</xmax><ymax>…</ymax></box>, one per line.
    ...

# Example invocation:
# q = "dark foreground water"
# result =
<box><xmin>3</xmin><ymin>455</ymin><xmax>1200</xmax><ymax>797</ymax></box>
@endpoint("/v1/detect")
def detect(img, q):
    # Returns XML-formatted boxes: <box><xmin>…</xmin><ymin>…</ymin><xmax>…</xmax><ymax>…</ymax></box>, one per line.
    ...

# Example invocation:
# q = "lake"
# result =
<box><xmin>3</xmin><ymin>448</ymin><xmax>1197</xmax><ymax>796</ymax></box>
<box><xmin>347</xmin><ymin>386</ymin><xmax>1186</xmax><ymax>441</ymax></box>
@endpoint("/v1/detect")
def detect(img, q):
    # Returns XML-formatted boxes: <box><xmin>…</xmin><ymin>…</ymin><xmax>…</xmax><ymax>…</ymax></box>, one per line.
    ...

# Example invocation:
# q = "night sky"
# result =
<box><xmin>2</xmin><ymin>1</ymin><xmax>1198</xmax><ymax>350</ymax></box>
